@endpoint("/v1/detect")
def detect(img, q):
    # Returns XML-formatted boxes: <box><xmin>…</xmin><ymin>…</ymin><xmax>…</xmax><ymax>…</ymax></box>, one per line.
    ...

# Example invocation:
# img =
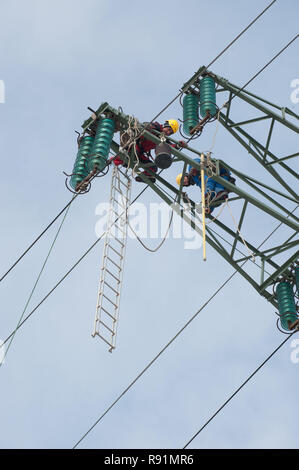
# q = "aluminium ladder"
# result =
<box><xmin>92</xmin><ymin>166</ymin><xmax>131</xmax><ymax>352</ymax></box>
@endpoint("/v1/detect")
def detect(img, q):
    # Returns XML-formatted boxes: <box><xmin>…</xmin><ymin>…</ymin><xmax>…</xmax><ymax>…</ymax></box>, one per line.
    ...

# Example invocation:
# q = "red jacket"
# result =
<box><xmin>136</xmin><ymin>122</ymin><xmax>164</xmax><ymax>154</ymax></box>
<box><xmin>113</xmin><ymin>122</ymin><xmax>176</xmax><ymax>166</ymax></box>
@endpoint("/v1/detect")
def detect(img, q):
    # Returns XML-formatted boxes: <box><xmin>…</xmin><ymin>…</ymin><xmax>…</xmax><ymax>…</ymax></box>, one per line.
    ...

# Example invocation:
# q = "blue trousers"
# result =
<box><xmin>199</xmin><ymin>175</ymin><xmax>229</xmax><ymax>213</ymax></box>
<box><xmin>205</xmin><ymin>174</ymin><xmax>229</xmax><ymax>194</ymax></box>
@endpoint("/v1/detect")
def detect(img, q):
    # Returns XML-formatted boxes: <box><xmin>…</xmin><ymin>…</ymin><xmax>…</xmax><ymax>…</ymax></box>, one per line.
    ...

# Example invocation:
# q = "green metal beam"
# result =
<box><xmin>221</xmin><ymin>114</ymin><xmax>299</xmax><ymax>181</ymax></box>
<box><xmin>210</xmin><ymin>73</ymin><xmax>299</xmax><ymax>134</ymax></box>
<box><xmin>230</xmin><ymin>201</ymin><xmax>248</xmax><ymax>258</ymax></box>
<box><xmin>262</xmin><ymin>240</ymin><xmax>298</xmax><ymax>261</ymax></box>
<box><xmin>218</xmin><ymin>113</ymin><xmax>299</xmax><ymax>196</ymax></box>
<box><xmin>143</xmin><ymin>174</ymin><xmax>277</xmax><ymax>307</ymax></box>
<box><xmin>150</xmin><ymin>170</ymin><xmax>282</xmax><ymax>274</ymax></box>
<box><xmin>263</xmin><ymin>118</ymin><xmax>275</xmax><ymax>162</ymax></box>
<box><xmin>219</xmin><ymin>80</ymin><xmax>299</xmax><ymax>120</ymax></box>
<box><xmin>259</xmin><ymin>250</ymin><xmax>299</xmax><ymax>291</ymax></box>
<box><xmin>100</xmin><ymin>102</ymin><xmax>298</xmax><ymax>311</ymax></box>
<box><xmin>229</xmin><ymin>115</ymin><xmax>271</xmax><ymax>128</ymax></box>
<box><xmin>266</xmin><ymin>152</ymin><xmax>299</xmax><ymax>166</ymax></box>
<box><xmin>127</xmin><ymin>129</ymin><xmax>299</xmax><ymax>232</ymax></box>
<box><xmin>223</xmin><ymin>165</ymin><xmax>299</xmax><ymax>206</ymax></box>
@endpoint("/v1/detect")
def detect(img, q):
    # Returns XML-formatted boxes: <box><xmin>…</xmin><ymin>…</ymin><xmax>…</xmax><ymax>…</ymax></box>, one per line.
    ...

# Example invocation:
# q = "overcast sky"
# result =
<box><xmin>0</xmin><ymin>0</ymin><xmax>298</xmax><ymax>449</ymax></box>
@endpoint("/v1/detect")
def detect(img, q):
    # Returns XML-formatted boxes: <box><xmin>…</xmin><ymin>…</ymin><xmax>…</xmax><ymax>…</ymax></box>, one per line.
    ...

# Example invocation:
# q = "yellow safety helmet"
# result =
<box><xmin>164</xmin><ymin>119</ymin><xmax>179</xmax><ymax>134</ymax></box>
<box><xmin>176</xmin><ymin>173</ymin><xmax>182</xmax><ymax>186</ymax></box>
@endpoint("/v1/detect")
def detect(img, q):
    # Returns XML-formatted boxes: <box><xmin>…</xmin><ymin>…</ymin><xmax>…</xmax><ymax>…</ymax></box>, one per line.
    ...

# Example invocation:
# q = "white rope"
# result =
<box><xmin>226</xmin><ymin>200</ymin><xmax>256</xmax><ymax>262</ymax></box>
<box><xmin>208</xmin><ymin>109</ymin><xmax>221</xmax><ymax>154</ymax></box>
<box><xmin>116</xmin><ymin>167</ymin><xmax>174</xmax><ymax>253</ymax></box>
<box><xmin>127</xmin><ymin>210</ymin><xmax>174</xmax><ymax>253</ymax></box>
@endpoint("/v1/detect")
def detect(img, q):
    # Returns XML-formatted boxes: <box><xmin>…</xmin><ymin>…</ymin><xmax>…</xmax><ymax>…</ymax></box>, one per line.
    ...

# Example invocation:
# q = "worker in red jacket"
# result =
<box><xmin>114</xmin><ymin>119</ymin><xmax>180</xmax><ymax>183</ymax></box>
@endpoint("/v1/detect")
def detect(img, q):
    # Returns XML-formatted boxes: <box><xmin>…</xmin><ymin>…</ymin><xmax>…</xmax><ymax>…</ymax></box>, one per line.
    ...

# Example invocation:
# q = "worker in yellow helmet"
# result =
<box><xmin>163</xmin><ymin>119</ymin><xmax>179</xmax><ymax>135</ymax></box>
<box><xmin>176</xmin><ymin>158</ymin><xmax>235</xmax><ymax>214</ymax></box>
<box><xmin>114</xmin><ymin>119</ymin><xmax>185</xmax><ymax>183</ymax></box>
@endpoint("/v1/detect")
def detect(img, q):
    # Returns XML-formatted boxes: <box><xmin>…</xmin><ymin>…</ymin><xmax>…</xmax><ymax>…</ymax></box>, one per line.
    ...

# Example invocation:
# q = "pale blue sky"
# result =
<box><xmin>0</xmin><ymin>0</ymin><xmax>298</xmax><ymax>449</ymax></box>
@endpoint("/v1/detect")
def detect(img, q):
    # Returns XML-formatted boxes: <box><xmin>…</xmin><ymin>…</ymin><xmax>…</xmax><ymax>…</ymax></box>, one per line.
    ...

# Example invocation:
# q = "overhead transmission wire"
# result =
<box><xmin>0</xmin><ymin>194</ymin><xmax>78</xmax><ymax>284</ymax></box>
<box><xmin>1</xmin><ymin>0</ymin><xmax>284</xmax><ymax>440</ymax></box>
<box><xmin>1</xmin><ymin>0</ymin><xmax>283</xmax><ymax>435</ymax></box>
<box><xmin>3</xmin><ymin>5</ymin><xmax>292</xmax><ymax>419</ymax></box>
<box><xmin>1</xmin><ymin>8</ymin><xmax>295</xmax><ymax>458</ymax></box>
<box><xmin>124</xmin><ymin>30</ymin><xmax>298</xmax><ymax>238</ymax></box>
<box><xmin>0</xmin><ymin>162</ymin><xmax>110</xmax><ymax>285</ymax></box>
<box><xmin>197</xmin><ymin>34</ymin><xmax>299</xmax><ymax>259</ymax></box>
<box><xmin>97</xmin><ymin>2</ymin><xmax>279</xmax><ymax>251</ymax></box>
<box><xmin>0</xmin><ymin>0</ymin><xmax>277</xmax><ymax>284</ymax></box>
<box><xmin>4</xmin><ymin>1</ymin><xmax>271</xmax><ymax>344</ymax></box>
<box><xmin>134</xmin><ymin>30</ymin><xmax>299</xmax><ymax>254</ymax></box>
<box><xmin>72</xmin><ymin>27</ymin><xmax>299</xmax><ymax>446</ymax></box>
<box><xmin>2</xmin><ymin>184</ymin><xmax>150</xmax><ymax>347</ymax></box>
<box><xmin>216</xmin><ymin>34</ymin><xmax>299</xmax><ymax>119</ymax></box>
<box><xmin>72</xmin><ymin>205</ymin><xmax>298</xmax><ymax>449</ymax></box>
<box><xmin>3</xmin><ymin>162</ymin><xmax>179</xmax><ymax>347</ymax></box>
<box><xmin>182</xmin><ymin>328</ymin><xmax>298</xmax><ymax>449</ymax></box>
<box><xmin>144</xmin><ymin>0</ymin><xmax>278</xmax><ymax>126</ymax></box>
<box><xmin>0</xmin><ymin>201</ymin><xmax>73</xmax><ymax>365</ymax></box>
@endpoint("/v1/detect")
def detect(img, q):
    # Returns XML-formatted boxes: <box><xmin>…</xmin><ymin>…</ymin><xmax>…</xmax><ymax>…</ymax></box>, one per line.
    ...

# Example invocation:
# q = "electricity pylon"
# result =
<box><xmin>79</xmin><ymin>69</ymin><xmax>298</xmax><ymax>342</ymax></box>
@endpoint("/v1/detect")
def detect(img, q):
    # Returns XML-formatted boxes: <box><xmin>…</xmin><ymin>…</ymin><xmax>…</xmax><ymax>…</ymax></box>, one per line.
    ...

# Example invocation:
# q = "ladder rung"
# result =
<box><xmin>111</xmin><ymin>197</ymin><xmax>128</xmax><ymax>209</ymax></box>
<box><xmin>109</xmin><ymin>212</ymin><xmax>125</xmax><ymax>228</ymax></box>
<box><xmin>116</xmin><ymin>177</ymin><xmax>130</xmax><ymax>189</ymax></box>
<box><xmin>114</xmin><ymin>223</ymin><xmax>127</xmax><ymax>236</ymax></box>
<box><xmin>100</xmin><ymin>305</ymin><xmax>117</xmax><ymax>321</ymax></box>
<box><xmin>104</xmin><ymin>281</ymin><xmax>119</xmax><ymax>295</ymax></box>
<box><xmin>112</xmin><ymin>185</ymin><xmax>129</xmax><ymax>199</ymax></box>
<box><xmin>106</xmin><ymin>255</ymin><xmax>122</xmax><ymax>270</ymax></box>
<box><xmin>110</xmin><ymin>213</ymin><xmax>126</xmax><ymax>227</ymax></box>
<box><xmin>108</xmin><ymin>245</ymin><xmax>123</xmax><ymax>258</ymax></box>
<box><xmin>113</xmin><ymin>237</ymin><xmax>125</xmax><ymax>248</ymax></box>
<box><xmin>99</xmin><ymin>320</ymin><xmax>115</xmax><ymax>335</ymax></box>
<box><xmin>105</xmin><ymin>268</ymin><xmax>121</xmax><ymax>283</ymax></box>
<box><xmin>111</xmin><ymin>208</ymin><xmax>121</xmax><ymax>218</ymax></box>
<box><xmin>116</xmin><ymin>167</ymin><xmax>131</xmax><ymax>181</ymax></box>
<box><xmin>102</xmin><ymin>293</ymin><xmax>118</xmax><ymax>307</ymax></box>
<box><xmin>95</xmin><ymin>332</ymin><xmax>114</xmax><ymax>348</ymax></box>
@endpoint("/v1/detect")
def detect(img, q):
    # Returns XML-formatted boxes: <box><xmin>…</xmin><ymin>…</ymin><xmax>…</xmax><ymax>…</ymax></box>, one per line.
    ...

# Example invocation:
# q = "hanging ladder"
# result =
<box><xmin>92</xmin><ymin>166</ymin><xmax>131</xmax><ymax>352</ymax></box>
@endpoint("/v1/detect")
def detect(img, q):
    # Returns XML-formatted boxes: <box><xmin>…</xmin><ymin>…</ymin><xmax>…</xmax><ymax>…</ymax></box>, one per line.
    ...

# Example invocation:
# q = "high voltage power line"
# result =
<box><xmin>0</xmin><ymin>0</ymin><xmax>278</xmax><ymax>285</ymax></box>
<box><xmin>72</xmin><ymin>206</ymin><xmax>298</xmax><ymax>449</ymax></box>
<box><xmin>1</xmin><ymin>0</ymin><xmax>297</xmax><ymax>450</ymax></box>
<box><xmin>3</xmin><ymin>0</ymin><xmax>284</xmax><ymax>353</ymax></box>
<box><xmin>2</xmin><ymin>0</ymin><xmax>281</xmax><ymax>349</ymax></box>
<box><xmin>182</xmin><ymin>329</ymin><xmax>298</xmax><ymax>449</ymax></box>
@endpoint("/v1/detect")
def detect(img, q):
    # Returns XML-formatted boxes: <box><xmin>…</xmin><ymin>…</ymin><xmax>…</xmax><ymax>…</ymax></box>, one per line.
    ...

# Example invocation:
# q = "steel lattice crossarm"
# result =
<box><xmin>181</xmin><ymin>66</ymin><xmax>299</xmax><ymax>200</ymax></box>
<box><xmin>78</xmin><ymin>101</ymin><xmax>298</xmax><ymax>331</ymax></box>
<box><xmin>110</xmin><ymin>134</ymin><xmax>298</xmax><ymax>310</ymax></box>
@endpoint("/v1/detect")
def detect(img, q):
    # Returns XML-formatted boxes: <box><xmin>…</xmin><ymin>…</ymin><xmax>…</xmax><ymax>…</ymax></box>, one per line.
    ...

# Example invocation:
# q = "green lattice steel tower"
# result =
<box><xmin>78</xmin><ymin>70</ymin><xmax>298</xmax><ymax>331</ymax></box>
